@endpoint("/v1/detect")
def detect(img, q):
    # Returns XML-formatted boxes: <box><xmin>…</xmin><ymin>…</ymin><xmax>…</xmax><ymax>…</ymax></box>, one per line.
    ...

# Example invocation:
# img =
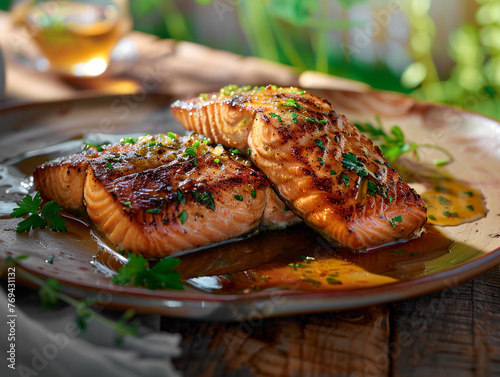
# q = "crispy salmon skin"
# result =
<box><xmin>171</xmin><ymin>85</ymin><xmax>427</xmax><ymax>250</ymax></box>
<box><xmin>34</xmin><ymin>133</ymin><xmax>299</xmax><ymax>258</ymax></box>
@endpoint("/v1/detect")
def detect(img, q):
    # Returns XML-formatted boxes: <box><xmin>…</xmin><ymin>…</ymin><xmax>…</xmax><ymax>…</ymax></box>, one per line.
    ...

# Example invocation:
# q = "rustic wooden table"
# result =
<box><xmin>1</xmin><ymin>11</ymin><xmax>499</xmax><ymax>376</ymax></box>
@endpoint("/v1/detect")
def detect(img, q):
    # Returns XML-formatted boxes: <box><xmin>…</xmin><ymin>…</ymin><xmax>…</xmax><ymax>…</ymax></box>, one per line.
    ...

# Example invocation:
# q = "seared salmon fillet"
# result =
<box><xmin>171</xmin><ymin>85</ymin><xmax>427</xmax><ymax>250</ymax></box>
<box><xmin>34</xmin><ymin>133</ymin><xmax>299</xmax><ymax>258</ymax></box>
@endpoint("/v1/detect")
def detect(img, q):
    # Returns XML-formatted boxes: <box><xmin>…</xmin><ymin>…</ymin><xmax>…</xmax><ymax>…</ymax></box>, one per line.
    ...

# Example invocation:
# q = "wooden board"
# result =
<box><xmin>162</xmin><ymin>266</ymin><xmax>500</xmax><ymax>377</ymax></box>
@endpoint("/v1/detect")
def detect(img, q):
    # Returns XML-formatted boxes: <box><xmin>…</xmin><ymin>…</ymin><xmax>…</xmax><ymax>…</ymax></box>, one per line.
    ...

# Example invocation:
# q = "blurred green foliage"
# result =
<box><xmin>402</xmin><ymin>0</ymin><xmax>500</xmax><ymax>120</ymax></box>
<box><xmin>2</xmin><ymin>0</ymin><xmax>499</xmax><ymax>119</ymax></box>
<box><xmin>0</xmin><ymin>0</ymin><xmax>12</xmax><ymax>11</ymax></box>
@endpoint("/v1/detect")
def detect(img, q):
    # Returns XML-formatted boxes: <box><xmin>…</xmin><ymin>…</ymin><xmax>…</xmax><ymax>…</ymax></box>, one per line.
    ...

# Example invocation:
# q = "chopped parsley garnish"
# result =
<box><xmin>367</xmin><ymin>180</ymin><xmax>380</xmax><ymax>196</ymax></box>
<box><xmin>330</xmin><ymin>170</ymin><xmax>337</xmax><ymax>175</ymax></box>
<box><xmin>230</xmin><ymin>148</ymin><xmax>240</xmax><ymax>155</ymax></box>
<box><xmin>112</xmin><ymin>254</ymin><xmax>183</xmax><ymax>290</ymax></box>
<box><xmin>288</xmin><ymin>263</ymin><xmax>309</xmax><ymax>269</ymax></box>
<box><xmin>251</xmin><ymin>190</ymin><xmax>256</xmax><ymax>198</ymax></box>
<box><xmin>334</xmin><ymin>135</ymin><xmax>340</xmax><ymax>142</ymax></box>
<box><xmin>247</xmin><ymin>148</ymin><xmax>252</xmax><ymax>155</ymax></box>
<box><xmin>234</xmin><ymin>195</ymin><xmax>244</xmax><ymax>201</ymax></box>
<box><xmin>145</xmin><ymin>208</ymin><xmax>161</xmax><ymax>214</ymax></box>
<box><xmin>167</xmin><ymin>132</ymin><xmax>177</xmax><ymax>140</ymax></box>
<box><xmin>106</xmin><ymin>163</ymin><xmax>114</xmax><ymax>171</ymax></box>
<box><xmin>270</xmin><ymin>113</ymin><xmax>283</xmax><ymax>122</ymax></box>
<box><xmin>462</xmin><ymin>191</ymin><xmax>473</xmax><ymax>197</ymax></box>
<box><xmin>428</xmin><ymin>215</ymin><xmax>436</xmax><ymax>220</ymax></box>
<box><xmin>315</xmin><ymin>138</ymin><xmax>326</xmax><ymax>150</ymax></box>
<box><xmin>284</xmin><ymin>206</ymin><xmax>289</xmax><ymax>211</ymax></box>
<box><xmin>282</xmin><ymin>98</ymin><xmax>303</xmax><ymax>110</ymax></box>
<box><xmin>83</xmin><ymin>142</ymin><xmax>104</xmax><ymax>152</ymax></box>
<box><xmin>291</xmin><ymin>112</ymin><xmax>298</xmax><ymax>123</ymax></box>
<box><xmin>306</xmin><ymin>117</ymin><xmax>326</xmax><ymax>124</ymax></box>
<box><xmin>299</xmin><ymin>255</ymin><xmax>315</xmax><ymax>262</ymax></box>
<box><xmin>191</xmin><ymin>191</ymin><xmax>215</xmax><ymax>210</ymax></box>
<box><xmin>438</xmin><ymin>196</ymin><xmax>451</xmax><ymax>205</ymax></box>
<box><xmin>148</xmin><ymin>141</ymin><xmax>156</xmax><ymax>147</ymax></box>
<box><xmin>177</xmin><ymin>190</ymin><xmax>186</xmax><ymax>203</ymax></box>
<box><xmin>46</xmin><ymin>255</ymin><xmax>54</xmax><ymax>264</ymax></box>
<box><xmin>213</xmin><ymin>158</ymin><xmax>220</xmax><ymax>164</ymax></box>
<box><xmin>390</xmin><ymin>250</ymin><xmax>407</xmax><ymax>255</ymax></box>
<box><xmin>123</xmin><ymin>201</ymin><xmax>131</xmax><ymax>206</ymax></box>
<box><xmin>389</xmin><ymin>197</ymin><xmax>393</xmax><ymax>203</ymax></box>
<box><xmin>10</xmin><ymin>192</ymin><xmax>67</xmax><ymax>233</ymax></box>
<box><xmin>301</xmin><ymin>275</ymin><xmax>321</xmax><ymax>287</ymax></box>
<box><xmin>466</xmin><ymin>205</ymin><xmax>474</xmax><ymax>211</ymax></box>
<box><xmin>341</xmin><ymin>152</ymin><xmax>370</xmax><ymax>178</ymax></box>
<box><xmin>178</xmin><ymin>211</ymin><xmax>187</xmax><ymax>224</ymax></box>
<box><xmin>220</xmin><ymin>84</ymin><xmax>239</xmax><ymax>95</ymax></box>
<box><xmin>340</xmin><ymin>173</ymin><xmax>352</xmax><ymax>187</ymax></box>
<box><xmin>326</xmin><ymin>274</ymin><xmax>342</xmax><ymax>285</ymax></box>
<box><xmin>121</xmin><ymin>137</ymin><xmax>138</xmax><ymax>145</ymax></box>
<box><xmin>199</xmin><ymin>93</ymin><xmax>208</xmax><ymax>100</ymax></box>
<box><xmin>184</xmin><ymin>147</ymin><xmax>196</xmax><ymax>157</ymax></box>
<box><xmin>443</xmin><ymin>210</ymin><xmax>451</xmax><ymax>216</ymax></box>
<box><xmin>318</xmin><ymin>157</ymin><xmax>325</xmax><ymax>166</ymax></box>
<box><xmin>389</xmin><ymin>215</ymin><xmax>403</xmax><ymax>228</ymax></box>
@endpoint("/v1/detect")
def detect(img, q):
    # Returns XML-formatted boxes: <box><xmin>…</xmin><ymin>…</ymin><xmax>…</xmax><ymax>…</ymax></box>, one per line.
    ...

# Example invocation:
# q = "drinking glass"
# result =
<box><xmin>12</xmin><ymin>0</ymin><xmax>131</xmax><ymax>77</ymax></box>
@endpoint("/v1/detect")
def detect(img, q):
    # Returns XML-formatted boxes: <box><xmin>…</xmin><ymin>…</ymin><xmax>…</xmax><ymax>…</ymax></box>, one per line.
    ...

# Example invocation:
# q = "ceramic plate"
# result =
<box><xmin>1</xmin><ymin>91</ymin><xmax>499</xmax><ymax>321</ymax></box>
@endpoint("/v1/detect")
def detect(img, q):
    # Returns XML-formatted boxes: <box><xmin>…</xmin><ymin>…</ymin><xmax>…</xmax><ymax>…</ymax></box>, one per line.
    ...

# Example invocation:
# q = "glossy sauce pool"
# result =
<box><xmin>0</xmin><ymin>137</ymin><xmax>490</xmax><ymax>294</ymax></box>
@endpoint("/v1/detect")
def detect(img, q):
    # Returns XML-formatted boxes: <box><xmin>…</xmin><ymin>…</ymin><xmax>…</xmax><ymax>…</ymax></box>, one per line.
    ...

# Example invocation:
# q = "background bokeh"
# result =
<box><xmin>1</xmin><ymin>0</ymin><xmax>499</xmax><ymax>119</ymax></box>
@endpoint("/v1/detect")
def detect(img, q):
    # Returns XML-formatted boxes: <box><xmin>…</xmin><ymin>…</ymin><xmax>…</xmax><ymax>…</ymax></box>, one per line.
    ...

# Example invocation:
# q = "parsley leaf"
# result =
<box><xmin>389</xmin><ymin>215</ymin><xmax>403</xmax><ymax>228</ymax></box>
<box><xmin>234</xmin><ymin>195</ymin><xmax>244</xmax><ymax>201</ymax></box>
<box><xmin>177</xmin><ymin>190</ymin><xmax>186</xmax><ymax>203</ymax></box>
<box><xmin>281</xmin><ymin>98</ymin><xmax>304</xmax><ymax>110</ymax></box>
<box><xmin>178</xmin><ymin>211</ymin><xmax>187</xmax><ymax>224</ymax></box>
<box><xmin>340</xmin><ymin>173</ymin><xmax>352</xmax><ymax>187</ymax></box>
<box><xmin>10</xmin><ymin>193</ymin><xmax>67</xmax><ymax>233</ymax></box>
<box><xmin>341</xmin><ymin>152</ymin><xmax>369</xmax><ymax>177</ymax></box>
<box><xmin>191</xmin><ymin>191</ymin><xmax>215</xmax><ymax>210</ymax></box>
<box><xmin>39</xmin><ymin>278</ymin><xmax>61</xmax><ymax>308</ymax></box>
<box><xmin>270</xmin><ymin>113</ymin><xmax>283</xmax><ymax>122</ymax></box>
<box><xmin>367</xmin><ymin>180</ymin><xmax>380</xmax><ymax>196</ymax></box>
<box><xmin>42</xmin><ymin>201</ymin><xmax>68</xmax><ymax>232</ymax></box>
<box><xmin>291</xmin><ymin>112</ymin><xmax>298</xmax><ymax>123</ymax></box>
<box><xmin>315</xmin><ymin>138</ymin><xmax>326</xmax><ymax>150</ymax></box>
<box><xmin>121</xmin><ymin>137</ymin><xmax>138</xmax><ymax>145</ymax></box>
<box><xmin>184</xmin><ymin>147</ymin><xmax>196</xmax><ymax>157</ymax></box>
<box><xmin>355</xmin><ymin>116</ymin><xmax>453</xmax><ymax>165</ymax></box>
<box><xmin>112</xmin><ymin>254</ymin><xmax>183</xmax><ymax>290</ymax></box>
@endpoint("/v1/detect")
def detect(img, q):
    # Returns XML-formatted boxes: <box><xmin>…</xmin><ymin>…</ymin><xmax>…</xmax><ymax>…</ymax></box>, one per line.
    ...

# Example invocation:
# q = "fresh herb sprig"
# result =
<box><xmin>354</xmin><ymin>116</ymin><xmax>453</xmax><ymax>165</ymax></box>
<box><xmin>10</xmin><ymin>192</ymin><xmax>67</xmax><ymax>233</ymax></box>
<box><xmin>1</xmin><ymin>256</ymin><xmax>138</xmax><ymax>345</ymax></box>
<box><xmin>112</xmin><ymin>254</ymin><xmax>183</xmax><ymax>290</ymax></box>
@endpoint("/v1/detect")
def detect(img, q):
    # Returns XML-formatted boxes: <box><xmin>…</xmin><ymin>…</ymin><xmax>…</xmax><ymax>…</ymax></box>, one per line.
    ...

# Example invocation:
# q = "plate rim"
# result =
<box><xmin>1</xmin><ymin>89</ymin><xmax>499</xmax><ymax>320</ymax></box>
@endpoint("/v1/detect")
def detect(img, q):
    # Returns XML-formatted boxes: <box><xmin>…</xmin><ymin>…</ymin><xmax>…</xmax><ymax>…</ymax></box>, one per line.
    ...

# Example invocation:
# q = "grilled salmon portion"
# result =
<box><xmin>171</xmin><ymin>85</ymin><xmax>427</xmax><ymax>250</ymax></box>
<box><xmin>34</xmin><ymin>133</ymin><xmax>299</xmax><ymax>258</ymax></box>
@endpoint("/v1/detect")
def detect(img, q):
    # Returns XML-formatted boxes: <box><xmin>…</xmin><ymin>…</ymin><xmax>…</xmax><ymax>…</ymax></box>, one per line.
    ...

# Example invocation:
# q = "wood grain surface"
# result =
<box><xmin>163</xmin><ymin>266</ymin><xmax>500</xmax><ymax>377</ymax></box>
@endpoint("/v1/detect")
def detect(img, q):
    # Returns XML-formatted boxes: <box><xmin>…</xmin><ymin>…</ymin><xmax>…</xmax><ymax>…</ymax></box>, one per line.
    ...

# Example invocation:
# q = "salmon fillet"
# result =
<box><xmin>171</xmin><ymin>85</ymin><xmax>427</xmax><ymax>250</ymax></box>
<box><xmin>34</xmin><ymin>133</ymin><xmax>299</xmax><ymax>258</ymax></box>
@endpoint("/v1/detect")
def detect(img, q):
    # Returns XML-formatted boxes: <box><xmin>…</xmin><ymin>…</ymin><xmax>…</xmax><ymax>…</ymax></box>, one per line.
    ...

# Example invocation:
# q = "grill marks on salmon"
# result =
<box><xmin>34</xmin><ymin>134</ymin><xmax>299</xmax><ymax>258</ymax></box>
<box><xmin>171</xmin><ymin>85</ymin><xmax>427</xmax><ymax>250</ymax></box>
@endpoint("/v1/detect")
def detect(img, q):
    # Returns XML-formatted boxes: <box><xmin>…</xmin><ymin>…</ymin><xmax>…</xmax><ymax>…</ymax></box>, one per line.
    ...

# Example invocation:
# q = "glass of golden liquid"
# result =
<box><xmin>15</xmin><ymin>0</ymin><xmax>131</xmax><ymax>77</ymax></box>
